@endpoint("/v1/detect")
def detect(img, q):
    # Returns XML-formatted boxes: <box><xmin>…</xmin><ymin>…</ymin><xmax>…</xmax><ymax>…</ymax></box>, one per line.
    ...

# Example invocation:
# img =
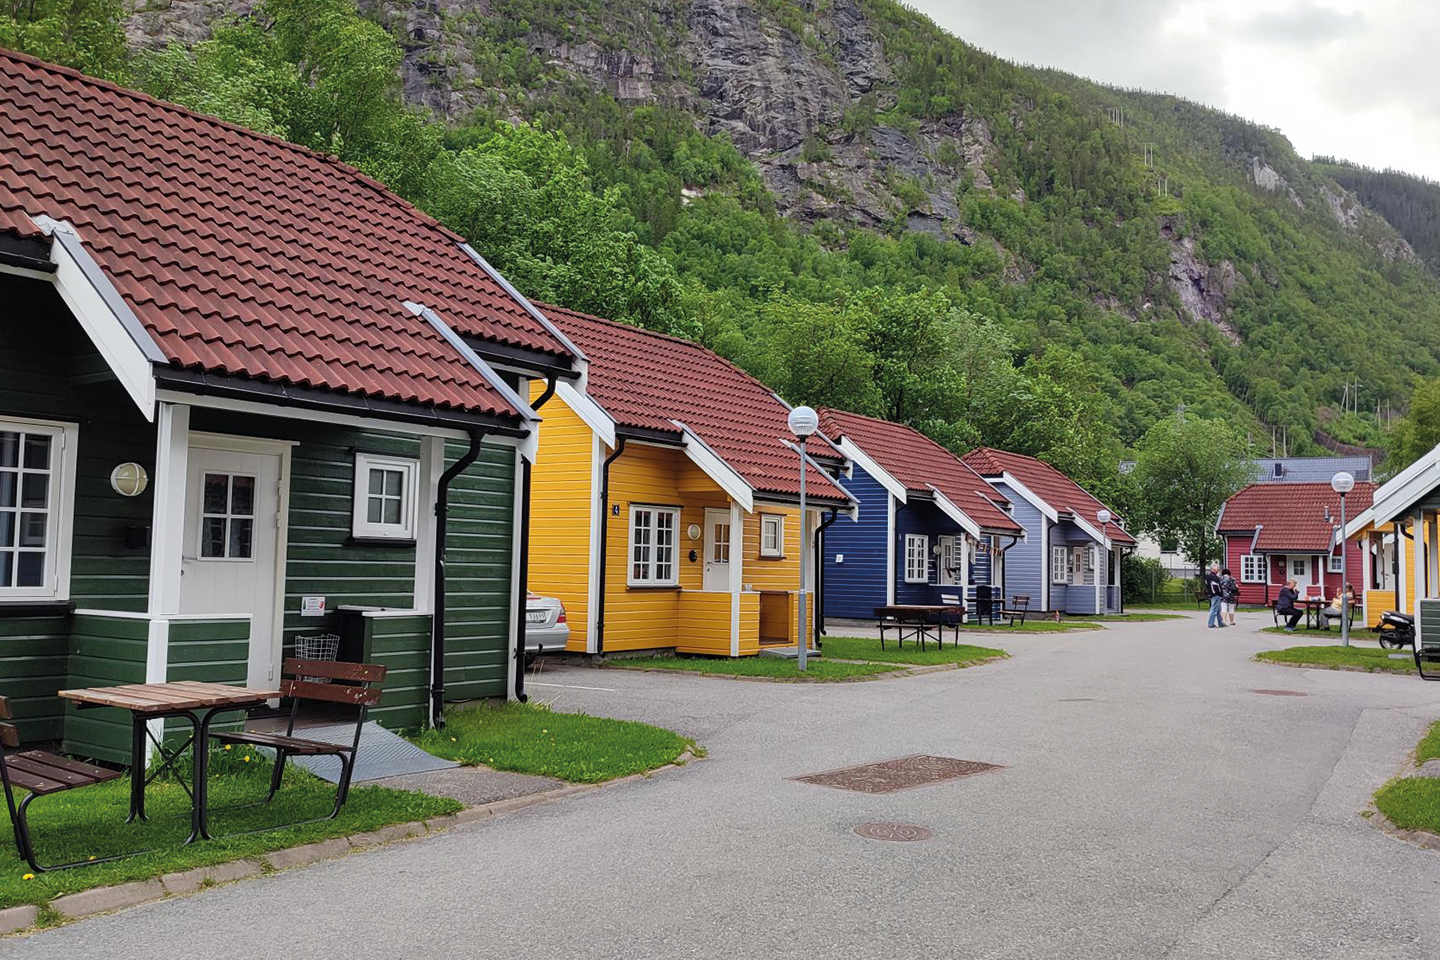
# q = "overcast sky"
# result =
<box><xmin>909</xmin><ymin>0</ymin><xmax>1440</xmax><ymax>180</ymax></box>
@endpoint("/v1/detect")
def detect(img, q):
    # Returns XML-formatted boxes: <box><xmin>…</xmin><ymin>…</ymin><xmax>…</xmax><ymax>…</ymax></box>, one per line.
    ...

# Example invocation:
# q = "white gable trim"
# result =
<box><xmin>456</xmin><ymin>243</ymin><xmax>586</xmax><ymax>363</ymax></box>
<box><xmin>1000</xmin><ymin>472</ymin><xmax>1059</xmax><ymax>522</ymax></box>
<box><xmin>1343</xmin><ymin>506</ymin><xmax>1375</xmax><ymax>541</ymax></box>
<box><xmin>405</xmin><ymin>301</ymin><xmax>537</xmax><ymax>424</ymax></box>
<box><xmin>1069</xmin><ymin>512</ymin><xmax>1112</xmax><ymax>550</ymax></box>
<box><xmin>926</xmin><ymin>484</ymin><xmax>983</xmax><ymax>541</ymax></box>
<box><xmin>1367</xmin><ymin>444</ymin><xmax>1440</xmax><ymax>528</ymax></box>
<box><xmin>555</xmin><ymin>380</ymin><xmax>617</xmax><ymax>448</ymax></box>
<box><xmin>671</xmin><ymin>420</ymin><xmax>754</xmax><ymax>512</ymax></box>
<box><xmin>835</xmin><ymin>437</ymin><xmax>907</xmax><ymax>503</ymax></box>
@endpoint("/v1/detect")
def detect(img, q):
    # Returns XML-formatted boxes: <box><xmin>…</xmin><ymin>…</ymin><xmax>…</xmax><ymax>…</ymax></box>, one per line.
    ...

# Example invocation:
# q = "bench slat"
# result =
<box><xmin>212</xmin><ymin>731</ymin><xmax>355</xmax><ymax>755</ymax></box>
<box><xmin>2</xmin><ymin>763</ymin><xmax>69</xmax><ymax>795</ymax></box>
<box><xmin>14</xmin><ymin>751</ymin><xmax>119</xmax><ymax>782</ymax></box>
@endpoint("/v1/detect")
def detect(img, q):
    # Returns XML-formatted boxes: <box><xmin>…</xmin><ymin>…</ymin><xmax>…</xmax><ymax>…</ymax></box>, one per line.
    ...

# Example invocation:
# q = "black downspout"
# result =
<box><xmin>433</xmin><ymin>428</ymin><xmax>485</xmax><ymax>729</ymax></box>
<box><xmin>593</xmin><ymin>437</ymin><xmax>628</xmax><ymax>656</ymax></box>
<box><xmin>814</xmin><ymin>508</ymin><xmax>840</xmax><ymax>645</ymax></box>
<box><xmin>512</xmin><ymin>376</ymin><xmax>559</xmax><ymax>703</ymax></box>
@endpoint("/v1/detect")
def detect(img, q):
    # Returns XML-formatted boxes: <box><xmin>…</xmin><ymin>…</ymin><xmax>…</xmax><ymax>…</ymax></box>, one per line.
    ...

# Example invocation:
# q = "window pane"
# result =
<box><xmin>0</xmin><ymin>433</ymin><xmax>16</xmax><ymax>468</ymax></box>
<box><xmin>16</xmin><ymin>551</ymin><xmax>43</xmax><ymax>587</ymax></box>
<box><xmin>367</xmin><ymin>496</ymin><xmax>384</xmax><ymax>524</ymax></box>
<box><xmin>0</xmin><ymin>511</ymin><xmax>12</xmax><ymax>547</ymax></box>
<box><xmin>229</xmin><ymin>518</ymin><xmax>253</xmax><ymax>559</ymax></box>
<box><xmin>0</xmin><ymin>551</ymin><xmax>9</xmax><ymax>587</ymax></box>
<box><xmin>231</xmin><ymin>476</ymin><xmax>254</xmax><ymax>516</ymax></box>
<box><xmin>201</xmin><ymin>517</ymin><xmax>227</xmax><ymax>558</ymax></box>
<box><xmin>382</xmin><ymin>496</ymin><xmax>402</xmax><ymax>525</ymax></box>
<box><xmin>203</xmin><ymin>474</ymin><xmax>229</xmax><ymax>514</ymax></box>
<box><xmin>22</xmin><ymin>435</ymin><xmax>50</xmax><ymax>470</ymax></box>
<box><xmin>0</xmin><ymin>471</ymin><xmax>14</xmax><ymax>508</ymax></box>
<box><xmin>384</xmin><ymin>469</ymin><xmax>404</xmax><ymax>498</ymax></box>
<box><xmin>18</xmin><ymin>512</ymin><xmax>45</xmax><ymax>548</ymax></box>
<box><xmin>20</xmin><ymin>473</ymin><xmax>47</xmax><ymax>509</ymax></box>
<box><xmin>368</xmin><ymin>469</ymin><xmax>384</xmax><ymax>495</ymax></box>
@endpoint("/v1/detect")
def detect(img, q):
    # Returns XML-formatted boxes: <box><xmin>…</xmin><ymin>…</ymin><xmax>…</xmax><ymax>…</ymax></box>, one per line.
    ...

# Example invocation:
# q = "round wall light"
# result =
<box><xmin>687</xmin><ymin>523</ymin><xmax>702</xmax><ymax>541</ymax></box>
<box><xmin>110</xmin><ymin>462</ymin><xmax>149</xmax><ymax>497</ymax></box>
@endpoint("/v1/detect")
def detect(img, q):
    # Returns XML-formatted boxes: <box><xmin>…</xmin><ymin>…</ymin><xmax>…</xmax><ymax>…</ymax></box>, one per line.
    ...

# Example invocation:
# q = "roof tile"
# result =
<box><xmin>1218</xmin><ymin>481</ymin><xmax>1376</xmax><ymax>552</ymax></box>
<box><xmin>962</xmin><ymin>447</ymin><xmax>1136</xmax><ymax>545</ymax></box>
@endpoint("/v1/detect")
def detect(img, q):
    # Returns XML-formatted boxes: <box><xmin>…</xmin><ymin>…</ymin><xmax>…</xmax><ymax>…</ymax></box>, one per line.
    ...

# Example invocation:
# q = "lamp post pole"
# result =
<box><xmin>788</xmin><ymin>406</ymin><xmax>819</xmax><ymax>673</ymax></box>
<box><xmin>1332</xmin><ymin>472</ymin><xmax>1355</xmax><ymax>647</ymax></box>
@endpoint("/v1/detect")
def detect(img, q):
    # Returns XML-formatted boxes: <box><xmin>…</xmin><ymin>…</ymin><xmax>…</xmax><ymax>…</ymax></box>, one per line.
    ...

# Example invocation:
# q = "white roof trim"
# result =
<box><xmin>404</xmin><ymin>300</ymin><xmax>537</xmax><ymax>426</ymax></box>
<box><xmin>1367</xmin><ymin>443</ymin><xmax>1440</xmax><ymax>528</ymax></box>
<box><xmin>1068</xmin><ymin>512</ymin><xmax>1112</xmax><ymax>550</ymax></box>
<box><xmin>671</xmin><ymin>420</ymin><xmax>754</xmax><ymax>512</ymax></box>
<box><xmin>782</xmin><ymin>439</ymin><xmax>861</xmax><ymax>512</ymax></box>
<box><xmin>1343</xmin><ymin>506</ymin><xmax>1376</xmax><ymax>540</ymax></box>
<box><xmin>455</xmin><ymin>243</ymin><xmax>586</xmax><ymax>363</ymax></box>
<box><xmin>554</xmin><ymin>380</ymin><xmax>617</xmax><ymax>448</ymax></box>
<box><xmin>926</xmin><ymin>484</ymin><xmax>982</xmax><ymax>541</ymax></box>
<box><xmin>835</xmin><ymin>436</ymin><xmax>907</xmax><ymax>504</ymax></box>
<box><xmin>998</xmin><ymin>471</ymin><xmax>1060</xmax><ymax>522</ymax></box>
<box><xmin>28</xmin><ymin>220</ymin><xmax>165</xmax><ymax>420</ymax></box>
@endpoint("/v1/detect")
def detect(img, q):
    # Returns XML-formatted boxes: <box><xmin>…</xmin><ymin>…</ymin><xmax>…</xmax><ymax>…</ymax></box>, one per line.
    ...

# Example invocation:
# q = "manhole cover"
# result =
<box><xmin>1252</xmin><ymin>689</ymin><xmax>1307</xmax><ymax>697</ymax></box>
<box><xmin>790</xmin><ymin>755</ymin><xmax>1002</xmax><ymax>794</ymax></box>
<box><xmin>854</xmin><ymin>822</ymin><xmax>932</xmax><ymax>842</ymax></box>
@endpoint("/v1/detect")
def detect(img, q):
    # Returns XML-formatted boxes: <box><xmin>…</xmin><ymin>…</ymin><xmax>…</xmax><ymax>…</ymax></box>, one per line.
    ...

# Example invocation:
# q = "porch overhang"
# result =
<box><xmin>672</xmin><ymin>419</ymin><xmax>754</xmax><ymax>513</ymax></box>
<box><xmin>833</xmin><ymin>436</ymin><xmax>907</xmax><ymax>504</ymax></box>
<box><xmin>999</xmin><ymin>471</ymin><xmax>1059</xmax><ymax>522</ymax></box>
<box><xmin>925</xmin><ymin>484</ymin><xmax>983</xmax><ymax>541</ymax></box>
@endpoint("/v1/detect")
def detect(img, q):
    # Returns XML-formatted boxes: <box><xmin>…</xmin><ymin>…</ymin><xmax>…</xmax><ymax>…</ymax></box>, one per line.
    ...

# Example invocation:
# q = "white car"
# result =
<box><xmin>525</xmin><ymin>592</ymin><xmax>569</xmax><ymax>656</ymax></box>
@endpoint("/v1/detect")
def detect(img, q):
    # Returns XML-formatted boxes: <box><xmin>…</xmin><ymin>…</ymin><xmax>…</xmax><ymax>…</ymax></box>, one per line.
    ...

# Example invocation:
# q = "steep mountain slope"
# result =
<box><xmin>122</xmin><ymin>0</ymin><xmax>1440</xmax><ymax>451</ymax></box>
<box><xmin>1312</xmin><ymin>158</ymin><xmax>1440</xmax><ymax>277</ymax></box>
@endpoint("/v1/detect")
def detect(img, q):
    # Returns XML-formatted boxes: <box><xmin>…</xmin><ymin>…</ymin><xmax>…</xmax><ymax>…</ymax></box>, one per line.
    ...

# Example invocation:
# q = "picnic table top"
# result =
<box><xmin>875</xmin><ymin>604</ymin><xmax>966</xmax><ymax>617</ymax></box>
<box><xmin>58</xmin><ymin>681</ymin><xmax>280</xmax><ymax>714</ymax></box>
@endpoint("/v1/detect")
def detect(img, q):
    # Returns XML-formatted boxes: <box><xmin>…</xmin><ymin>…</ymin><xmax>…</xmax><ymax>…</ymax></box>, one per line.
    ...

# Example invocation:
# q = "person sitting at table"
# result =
<box><xmin>1275</xmin><ymin>578</ymin><xmax>1303</xmax><ymax>632</ymax></box>
<box><xmin>1321</xmin><ymin>583</ymin><xmax>1356</xmax><ymax>629</ymax></box>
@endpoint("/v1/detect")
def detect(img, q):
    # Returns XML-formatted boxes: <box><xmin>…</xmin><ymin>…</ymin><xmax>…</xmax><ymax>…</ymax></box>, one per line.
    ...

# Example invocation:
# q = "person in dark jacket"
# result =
<box><xmin>1275</xmin><ymin>578</ymin><xmax>1302</xmax><ymax>632</ymax></box>
<box><xmin>1220</xmin><ymin>568</ymin><xmax>1240</xmax><ymax>625</ymax></box>
<box><xmin>1204</xmin><ymin>562</ymin><xmax>1225</xmax><ymax>628</ymax></box>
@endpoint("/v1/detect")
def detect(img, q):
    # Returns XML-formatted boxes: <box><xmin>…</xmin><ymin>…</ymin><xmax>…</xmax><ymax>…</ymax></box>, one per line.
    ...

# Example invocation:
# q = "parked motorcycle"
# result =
<box><xmin>1378</xmin><ymin>610</ymin><xmax>1415</xmax><ymax>649</ymax></box>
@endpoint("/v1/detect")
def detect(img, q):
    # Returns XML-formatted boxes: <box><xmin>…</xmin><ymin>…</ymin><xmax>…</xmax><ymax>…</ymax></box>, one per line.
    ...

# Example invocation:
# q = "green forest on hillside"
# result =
<box><xmin>4</xmin><ymin>0</ymin><xmax>1440</xmax><ymax>502</ymax></box>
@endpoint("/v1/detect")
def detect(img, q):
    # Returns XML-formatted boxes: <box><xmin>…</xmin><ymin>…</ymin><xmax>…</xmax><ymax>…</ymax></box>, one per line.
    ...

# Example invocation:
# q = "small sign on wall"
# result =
<box><xmin>300</xmin><ymin>596</ymin><xmax>326</xmax><ymax>618</ymax></box>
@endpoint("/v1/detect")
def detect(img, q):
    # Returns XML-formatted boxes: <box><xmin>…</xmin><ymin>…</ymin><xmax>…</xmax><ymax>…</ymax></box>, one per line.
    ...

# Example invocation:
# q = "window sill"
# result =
<box><xmin>347</xmin><ymin>536</ymin><xmax>418</xmax><ymax>548</ymax></box>
<box><xmin>626</xmin><ymin>584</ymin><xmax>682</xmax><ymax>592</ymax></box>
<box><xmin>0</xmin><ymin>600</ymin><xmax>75</xmax><ymax>618</ymax></box>
<box><xmin>757</xmin><ymin>554</ymin><xmax>787</xmax><ymax>561</ymax></box>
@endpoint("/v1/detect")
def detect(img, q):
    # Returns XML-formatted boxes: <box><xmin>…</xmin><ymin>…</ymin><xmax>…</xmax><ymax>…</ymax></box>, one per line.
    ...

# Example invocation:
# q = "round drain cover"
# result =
<box><xmin>854</xmin><ymin>822</ymin><xmax>932</xmax><ymax>842</ymax></box>
<box><xmin>1252</xmin><ymin>689</ymin><xmax>1307</xmax><ymax>697</ymax></box>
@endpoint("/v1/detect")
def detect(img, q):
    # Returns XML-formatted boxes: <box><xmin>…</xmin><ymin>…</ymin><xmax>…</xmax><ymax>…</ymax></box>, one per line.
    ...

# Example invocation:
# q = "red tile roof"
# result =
<box><xmin>1217</xmin><ymin>481</ymin><xmax>1376</xmax><ymax>552</ymax></box>
<box><xmin>816</xmin><ymin>409</ymin><xmax>1022</xmax><ymax>535</ymax></box>
<box><xmin>537</xmin><ymin>303</ymin><xmax>852</xmax><ymax>504</ymax></box>
<box><xmin>962</xmin><ymin>447</ymin><xmax>1137</xmax><ymax>545</ymax></box>
<box><xmin>0</xmin><ymin>50</ymin><xmax>575</xmax><ymax>419</ymax></box>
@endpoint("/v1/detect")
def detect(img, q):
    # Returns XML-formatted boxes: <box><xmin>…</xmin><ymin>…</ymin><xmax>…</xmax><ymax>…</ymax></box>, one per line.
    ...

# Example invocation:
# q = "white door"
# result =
<box><xmin>1288</xmin><ymin>555</ymin><xmax>1313</xmax><ymax>594</ymax></box>
<box><xmin>180</xmin><ymin>444</ymin><xmax>282</xmax><ymax>688</ymax></box>
<box><xmin>703</xmin><ymin>508</ymin><xmax>731</xmax><ymax>592</ymax></box>
<box><xmin>937</xmin><ymin>536</ymin><xmax>958</xmax><ymax>586</ymax></box>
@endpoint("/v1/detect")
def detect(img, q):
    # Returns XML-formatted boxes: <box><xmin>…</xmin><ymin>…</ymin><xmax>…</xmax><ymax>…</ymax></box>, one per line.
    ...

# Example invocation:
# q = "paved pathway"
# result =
<box><xmin>10</xmin><ymin>612</ymin><xmax>1440</xmax><ymax>959</ymax></box>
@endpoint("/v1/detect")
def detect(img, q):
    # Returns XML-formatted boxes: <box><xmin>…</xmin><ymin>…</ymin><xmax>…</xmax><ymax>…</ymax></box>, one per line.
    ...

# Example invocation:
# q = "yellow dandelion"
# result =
<box><xmin>243</xmin><ymin>756</ymin><xmax>251</xmax><ymax>763</ymax></box>
<box><xmin>224</xmin><ymin>744</ymin><xmax>232</xmax><ymax>751</ymax></box>
<box><xmin>450</xmin><ymin>737</ymin><xmax>457</xmax><ymax>742</ymax></box>
<box><xmin>22</xmin><ymin>873</ymin><xmax>34</xmax><ymax>881</ymax></box>
<box><xmin>87</xmin><ymin>856</ymin><xmax>96</xmax><ymax>861</ymax></box>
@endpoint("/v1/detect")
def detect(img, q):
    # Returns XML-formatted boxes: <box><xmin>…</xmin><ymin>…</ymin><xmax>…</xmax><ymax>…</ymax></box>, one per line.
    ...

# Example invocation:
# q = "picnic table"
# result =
<box><xmin>874</xmin><ymin>604</ymin><xmax>965</xmax><ymax>650</ymax></box>
<box><xmin>1294</xmin><ymin>598</ymin><xmax>1329</xmax><ymax>630</ymax></box>
<box><xmin>58</xmin><ymin>681</ymin><xmax>279</xmax><ymax>843</ymax></box>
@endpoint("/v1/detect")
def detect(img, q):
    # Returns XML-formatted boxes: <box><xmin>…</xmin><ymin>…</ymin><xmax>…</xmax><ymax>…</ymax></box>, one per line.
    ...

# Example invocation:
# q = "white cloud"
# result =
<box><xmin>907</xmin><ymin>0</ymin><xmax>1440</xmax><ymax>179</ymax></box>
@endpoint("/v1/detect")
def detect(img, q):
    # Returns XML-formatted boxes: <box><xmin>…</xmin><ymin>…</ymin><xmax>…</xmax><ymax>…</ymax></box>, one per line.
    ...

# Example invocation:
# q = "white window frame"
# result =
<box><xmin>1240</xmin><ymin>554</ymin><xmax>1265</xmax><ymax>583</ymax></box>
<box><xmin>0</xmin><ymin>416</ymin><xmax>79</xmax><ymax>602</ymax></box>
<box><xmin>904</xmin><ymin>534</ymin><xmax>929</xmax><ymax>584</ymax></box>
<box><xmin>759</xmin><ymin>513</ymin><xmax>785</xmax><ymax>558</ymax></box>
<box><xmin>1328</xmin><ymin>552</ymin><xmax>1343</xmax><ymax>573</ymax></box>
<box><xmin>629</xmin><ymin>504</ymin><xmax>680</xmax><ymax>587</ymax></box>
<box><xmin>352</xmin><ymin>452</ymin><xmax>420</xmax><ymax>541</ymax></box>
<box><xmin>937</xmin><ymin>535</ymin><xmax>959</xmax><ymax>586</ymax></box>
<box><xmin>1291</xmin><ymin>558</ymin><xmax>1307</xmax><ymax>578</ymax></box>
<box><xmin>196</xmin><ymin>471</ymin><xmax>258</xmax><ymax>562</ymax></box>
<box><xmin>1051</xmin><ymin>544</ymin><xmax>1070</xmax><ymax>584</ymax></box>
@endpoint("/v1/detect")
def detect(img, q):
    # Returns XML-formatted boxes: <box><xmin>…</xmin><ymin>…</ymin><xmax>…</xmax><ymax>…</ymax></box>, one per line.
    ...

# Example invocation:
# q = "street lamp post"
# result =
<box><xmin>1097</xmin><ymin>509</ymin><xmax>1111</xmax><ymax>613</ymax></box>
<box><xmin>1332</xmin><ymin>471</ymin><xmax>1355</xmax><ymax>647</ymax></box>
<box><xmin>788</xmin><ymin>406</ymin><xmax>819</xmax><ymax>672</ymax></box>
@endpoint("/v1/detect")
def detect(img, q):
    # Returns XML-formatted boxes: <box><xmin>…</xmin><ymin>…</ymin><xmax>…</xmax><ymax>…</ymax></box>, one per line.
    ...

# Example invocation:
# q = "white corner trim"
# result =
<box><xmin>585</xmin><ymin>432</ymin><xmax>604</xmax><ymax>654</ymax></box>
<box><xmin>43</xmin><ymin>226</ymin><xmax>163</xmax><ymax>420</ymax></box>
<box><xmin>456</xmin><ymin>243</ymin><xmax>587</xmax><ymax>363</ymax></box>
<box><xmin>1000</xmin><ymin>472</ymin><xmax>1059</xmax><ymax>523</ymax></box>
<box><xmin>729</xmin><ymin>501</ymin><xmax>743</xmax><ymax>657</ymax></box>
<box><xmin>835</xmin><ymin>437</ymin><xmax>907</xmax><ymax>504</ymax></box>
<box><xmin>1369</xmin><ymin>448</ymin><xmax>1440</xmax><ymax>528</ymax></box>
<box><xmin>885</xmin><ymin>493</ymin><xmax>897</xmax><ymax>606</ymax></box>
<box><xmin>412</xmin><ymin>436</ymin><xmax>444</xmax><ymax>613</ymax></box>
<box><xmin>556</xmin><ymin>380</ymin><xmax>617</xmax><ymax>448</ymax></box>
<box><xmin>672</xmin><ymin>420</ymin><xmax>754</xmax><ymax>513</ymax></box>
<box><xmin>1069</xmin><ymin>512</ymin><xmax>1113</xmax><ymax>551</ymax></box>
<box><xmin>147</xmin><ymin>402</ymin><xmax>190</xmax><ymax>616</ymax></box>
<box><xmin>405</xmin><ymin>301</ymin><xmax>537</xmax><ymax>425</ymax></box>
<box><xmin>926</xmin><ymin>484</ymin><xmax>982</xmax><ymax>541</ymax></box>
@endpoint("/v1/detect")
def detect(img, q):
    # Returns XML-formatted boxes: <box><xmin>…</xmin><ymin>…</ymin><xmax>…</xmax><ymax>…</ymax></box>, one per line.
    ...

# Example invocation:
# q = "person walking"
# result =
<box><xmin>1276</xmin><ymin>578</ymin><xmax>1303</xmax><ymax>632</ymax></box>
<box><xmin>1204</xmin><ymin>561</ymin><xmax>1225</xmax><ymax>628</ymax></box>
<box><xmin>1220</xmin><ymin>567</ymin><xmax>1239</xmax><ymax>626</ymax></box>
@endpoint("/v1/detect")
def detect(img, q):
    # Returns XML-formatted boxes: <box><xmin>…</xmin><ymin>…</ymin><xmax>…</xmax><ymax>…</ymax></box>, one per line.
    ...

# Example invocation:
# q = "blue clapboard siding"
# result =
<box><xmin>967</xmin><ymin>545</ymin><xmax>993</xmax><ymax>603</ymax></box>
<box><xmin>822</xmin><ymin>465</ymin><xmax>890</xmax><ymax>618</ymax></box>
<box><xmin>1051</xmin><ymin>522</ymin><xmax>1102</xmax><ymax>614</ymax></box>
<box><xmin>895</xmin><ymin>499</ymin><xmax>965</xmax><ymax>605</ymax></box>
<box><xmin>990</xmin><ymin>480</ymin><xmax>1047</xmax><ymax>610</ymax></box>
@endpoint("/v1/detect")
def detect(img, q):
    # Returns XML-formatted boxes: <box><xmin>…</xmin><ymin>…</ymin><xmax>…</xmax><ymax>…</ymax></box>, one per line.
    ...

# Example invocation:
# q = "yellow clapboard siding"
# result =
<box><xmin>676</xmin><ymin>591</ymin><xmax>732</xmax><ymax>655</ymax></box>
<box><xmin>603</xmin><ymin>446</ymin><xmax>683</xmax><ymax>651</ymax></box>
<box><xmin>1348</xmin><ymin>516</ymin><xmax>1427</xmax><ymax>627</ymax></box>
<box><xmin>527</xmin><ymin>384</ymin><xmax>596</xmax><ymax>651</ymax></box>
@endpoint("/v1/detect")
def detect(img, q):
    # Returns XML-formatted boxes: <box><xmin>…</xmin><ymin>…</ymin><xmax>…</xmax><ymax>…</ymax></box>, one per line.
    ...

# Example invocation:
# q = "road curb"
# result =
<box><xmin>602</xmin><ymin>656</ymin><xmax>1007</xmax><ymax>684</ymax></box>
<box><xmin>4</xmin><ymin>750</ymin><xmax>701</xmax><ymax>935</ymax></box>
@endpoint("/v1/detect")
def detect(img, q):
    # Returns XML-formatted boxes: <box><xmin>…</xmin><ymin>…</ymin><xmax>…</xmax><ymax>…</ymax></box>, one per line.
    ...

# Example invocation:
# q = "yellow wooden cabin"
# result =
<box><xmin>526</xmin><ymin>304</ymin><xmax>856</xmax><ymax>656</ymax></box>
<box><xmin>1345</xmin><ymin>445</ymin><xmax>1440</xmax><ymax>629</ymax></box>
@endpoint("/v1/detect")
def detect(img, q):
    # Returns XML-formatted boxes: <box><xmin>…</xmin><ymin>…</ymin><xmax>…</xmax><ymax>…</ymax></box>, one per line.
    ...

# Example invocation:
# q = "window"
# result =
<box><xmin>710</xmin><ymin>516</ymin><xmax>730</xmax><ymax>564</ymax></box>
<box><xmin>1051</xmin><ymin>545</ymin><xmax>1070</xmax><ymax>584</ymax></box>
<box><xmin>1240</xmin><ymin>554</ymin><xmax>1265</xmax><ymax>583</ymax></box>
<box><xmin>759</xmin><ymin>514</ymin><xmax>785</xmax><ymax>558</ymax></box>
<box><xmin>1329</xmin><ymin>552</ymin><xmax>1344</xmax><ymax>573</ymax></box>
<box><xmin>937</xmin><ymin>536</ymin><xmax>959</xmax><ymax>586</ymax></box>
<box><xmin>630</xmin><ymin>505</ymin><xmax>679</xmax><ymax>586</ymax></box>
<box><xmin>352</xmin><ymin>453</ymin><xmax>419</xmax><ymax>540</ymax></box>
<box><xmin>904</xmin><ymin>534</ymin><xmax>929</xmax><ymax>584</ymax></box>
<box><xmin>1290</xmin><ymin>558</ymin><xmax>1307</xmax><ymax>578</ymax></box>
<box><xmin>199</xmin><ymin>472</ymin><xmax>255</xmax><ymax>560</ymax></box>
<box><xmin>0</xmin><ymin>418</ymin><xmax>75</xmax><ymax>600</ymax></box>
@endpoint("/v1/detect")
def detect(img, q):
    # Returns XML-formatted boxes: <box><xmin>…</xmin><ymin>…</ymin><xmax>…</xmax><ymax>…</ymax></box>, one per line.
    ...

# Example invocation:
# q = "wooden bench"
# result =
<box><xmin>1002</xmin><ymin>595</ymin><xmax>1030</xmax><ymax>627</ymax></box>
<box><xmin>207</xmin><ymin>658</ymin><xmax>385</xmax><ymax>834</ymax></box>
<box><xmin>0</xmin><ymin>695</ymin><xmax>123</xmax><ymax>872</ymax></box>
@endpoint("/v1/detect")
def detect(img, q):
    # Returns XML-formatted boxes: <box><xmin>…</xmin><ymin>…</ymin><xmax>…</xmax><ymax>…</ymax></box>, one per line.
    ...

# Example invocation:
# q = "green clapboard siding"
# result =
<box><xmin>63</xmin><ymin>614</ymin><xmax>150</xmax><ymax>765</ymax></box>
<box><xmin>354</xmin><ymin>614</ymin><xmax>431</xmax><ymax>729</ymax></box>
<box><xmin>443</xmin><ymin>443</ymin><xmax>516</xmax><ymax>701</ymax></box>
<box><xmin>1421</xmin><ymin>600</ymin><xmax>1440</xmax><ymax>647</ymax></box>
<box><xmin>167</xmin><ymin>617</ymin><xmax>250</xmax><ymax>683</ymax></box>
<box><xmin>0</xmin><ymin>617</ymin><xmax>70</xmax><ymax>742</ymax></box>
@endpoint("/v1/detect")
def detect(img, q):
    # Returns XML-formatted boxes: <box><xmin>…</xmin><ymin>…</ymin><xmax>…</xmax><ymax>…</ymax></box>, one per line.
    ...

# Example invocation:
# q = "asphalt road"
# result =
<box><xmin>10</xmin><ymin>611</ymin><xmax>1440</xmax><ymax>959</ymax></box>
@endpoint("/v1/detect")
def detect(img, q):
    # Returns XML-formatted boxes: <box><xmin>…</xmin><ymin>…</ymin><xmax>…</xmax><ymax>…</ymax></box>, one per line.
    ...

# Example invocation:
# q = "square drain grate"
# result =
<box><xmin>790</xmin><ymin>754</ymin><xmax>1002</xmax><ymax>794</ymax></box>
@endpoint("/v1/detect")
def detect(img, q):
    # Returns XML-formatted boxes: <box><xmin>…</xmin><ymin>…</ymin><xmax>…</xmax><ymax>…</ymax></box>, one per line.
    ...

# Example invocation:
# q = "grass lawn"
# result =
<box><xmin>0</xmin><ymin>747</ymin><xmax>457</xmax><ymax>910</ymax></box>
<box><xmin>604</xmin><ymin>655</ymin><xmax>903</xmax><ymax>681</ymax></box>
<box><xmin>1255</xmin><ymin>644</ymin><xmax>1415</xmax><ymax>674</ymax></box>
<box><xmin>820</xmin><ymin>636</ymin><xmax>1006</xmax><ymax>666</ymax></box>
<box><xmin>1082</xmin><ymin>613</ymin><xmax>1186</xmax><ymax>622</ymax></box>
<box><xmin>1374</xmin><ymin>722</ymin><xmax>1440</xmax><ymax>834</ymax></box>
<box><xmin>1260</xmin><ymin>626</ymin><xmax>1383</xmax><ymax>642</ymax></box>
<box><xmin>413</xmin><ymin>701</ymin><xmax>695</xmax><ymax>783</ymax></box>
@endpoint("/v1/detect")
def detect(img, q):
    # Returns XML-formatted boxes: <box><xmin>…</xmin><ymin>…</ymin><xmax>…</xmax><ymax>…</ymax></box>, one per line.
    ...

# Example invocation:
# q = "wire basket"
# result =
<box><xmin>295</xmin><ymin>633</ymin><xmax>340</xmax><ymax>683</ymax></box>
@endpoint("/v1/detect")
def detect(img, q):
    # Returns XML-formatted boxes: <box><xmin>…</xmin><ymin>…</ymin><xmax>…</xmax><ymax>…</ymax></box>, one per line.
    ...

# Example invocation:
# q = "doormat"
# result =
<box><xmin>790</xmin><ymin>754</ymin><xmax>1002</xmax><ymax>794</ymax></box>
